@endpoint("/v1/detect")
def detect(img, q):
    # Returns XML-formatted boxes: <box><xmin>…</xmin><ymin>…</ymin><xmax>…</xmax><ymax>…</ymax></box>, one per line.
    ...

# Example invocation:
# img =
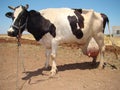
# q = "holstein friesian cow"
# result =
<box><xmin>5</xmin><ymin>4</ymin><xmax>110</xmax><ymax>75</ymax></box>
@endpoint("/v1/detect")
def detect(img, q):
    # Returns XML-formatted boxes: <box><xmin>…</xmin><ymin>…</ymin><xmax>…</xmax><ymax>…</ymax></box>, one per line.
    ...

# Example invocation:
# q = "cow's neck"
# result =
<box><xmin>26</xmin><ymin>10</ymin><xmax>56</xmax><ymax>41</ymax></box>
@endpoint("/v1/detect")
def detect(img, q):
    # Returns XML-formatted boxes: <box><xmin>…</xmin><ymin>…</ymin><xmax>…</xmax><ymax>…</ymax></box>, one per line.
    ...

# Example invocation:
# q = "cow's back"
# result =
<box><xmin>81</xmin><ymin>9</ymin><xmax>103</xmax><ymax>34</ymax></box>
<box><xmin>40</xmin><ymin>8</ymin><xmax>82</xmax><ymax>43</ymax></box>
<box><xmin>39</xmin><ymin>8</ymin><xmax>104</xmax><ymax>46</ymax></box>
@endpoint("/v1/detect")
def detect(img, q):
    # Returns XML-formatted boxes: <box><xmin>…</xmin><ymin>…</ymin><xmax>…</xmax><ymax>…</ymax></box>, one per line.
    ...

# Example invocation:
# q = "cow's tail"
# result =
<box><xmin>106</xmin><ymin>18</ymin><xmax>119</xmax><ymax>59</ymax></box>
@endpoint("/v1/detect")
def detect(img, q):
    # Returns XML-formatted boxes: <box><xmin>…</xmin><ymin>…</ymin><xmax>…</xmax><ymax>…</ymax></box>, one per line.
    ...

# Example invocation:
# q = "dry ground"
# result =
<box><xmin>0</xmin><ymin>34</ymin><xmax>120</xmax><ymax>90</ymax></box>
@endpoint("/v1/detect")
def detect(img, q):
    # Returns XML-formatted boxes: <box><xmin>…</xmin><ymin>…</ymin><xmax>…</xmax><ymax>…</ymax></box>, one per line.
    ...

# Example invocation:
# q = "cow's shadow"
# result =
<box><xmin>22</xmin><ymin>62</ymin><xmax>99</xmax><ymax>81</ymax></box>
<box><xmin>58</xmin><ymin>62</ymin><xmax>99</xmax><ymax>71</ymax></box>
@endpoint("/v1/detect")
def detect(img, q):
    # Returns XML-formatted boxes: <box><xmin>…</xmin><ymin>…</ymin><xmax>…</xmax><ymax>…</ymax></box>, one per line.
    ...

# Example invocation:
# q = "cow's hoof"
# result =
<box><xmin>98</xmin><ymin>62</ymin><xmax>106</xmax><ymax>69</ymax></box>
<box><xmin>98</xmin><ymin>65</ymin><xmax>104</xmax><ymax>69</ymax></box>
<box><xmin>50</xmin><ymin>69</ymin><xmax>58</xmax><ymax>76</ymax></box>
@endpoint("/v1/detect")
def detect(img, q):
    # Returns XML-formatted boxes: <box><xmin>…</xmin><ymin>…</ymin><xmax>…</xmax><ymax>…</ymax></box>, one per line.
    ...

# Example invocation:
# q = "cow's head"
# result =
<box><xmin>5</xmin><ymin>4</ymin><xmax>29</xmax><ymax>37</ymax></box>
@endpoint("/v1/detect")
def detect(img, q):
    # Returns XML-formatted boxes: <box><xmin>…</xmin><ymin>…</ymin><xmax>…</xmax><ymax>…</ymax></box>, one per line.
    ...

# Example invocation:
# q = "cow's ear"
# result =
<box><xmin>5</xmin><ymin>12</ymin><xmax>13</xmax><ymax>18</ymax></box>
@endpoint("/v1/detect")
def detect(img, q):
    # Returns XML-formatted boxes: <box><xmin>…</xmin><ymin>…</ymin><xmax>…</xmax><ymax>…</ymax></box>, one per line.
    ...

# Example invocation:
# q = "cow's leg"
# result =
<box><xmin>50</xmin><ymin>39</ymin><xmax>58</xmax><ymax>76</ymax></box>
<box><xmin>94</xmin><ymin>33</ymin><xmax>105</xmax><ymax>69</ymax></box>
<box><xmin>44</xmin><ymin>48</ymin><xmax>51</xmax><ymax>68</ymax></box>
<box><xmin>99</xmin><ymin>45</ymin><xmax>105</xmax><ymax>69</ymax></box>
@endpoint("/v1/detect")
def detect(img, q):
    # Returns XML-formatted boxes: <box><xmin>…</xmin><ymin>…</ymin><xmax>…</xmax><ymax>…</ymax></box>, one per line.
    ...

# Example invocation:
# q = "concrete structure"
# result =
<box><xmin>112</xmin><ymin>26</ymin><xmax>120</xmax><ymax>36</ymax></box>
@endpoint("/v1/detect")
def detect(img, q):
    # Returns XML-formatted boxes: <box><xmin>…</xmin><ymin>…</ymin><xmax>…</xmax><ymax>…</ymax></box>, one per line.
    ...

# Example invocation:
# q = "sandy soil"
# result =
<box><xmin>0</xmin><ymin>35</ymin><xmax>120</xmax><ymax>90</ymax></box>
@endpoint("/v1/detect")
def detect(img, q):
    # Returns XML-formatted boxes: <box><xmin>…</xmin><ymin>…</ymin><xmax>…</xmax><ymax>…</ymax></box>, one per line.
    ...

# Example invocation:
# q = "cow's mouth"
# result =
<box><xmin>7</xmin><ymin>27</ymin><xmax>20</xmax><ymax>37</ymax></box>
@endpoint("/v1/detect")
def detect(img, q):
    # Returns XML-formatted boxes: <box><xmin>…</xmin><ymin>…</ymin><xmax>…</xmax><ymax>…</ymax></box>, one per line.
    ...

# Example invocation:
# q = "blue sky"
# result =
<box><xmin>0</xmin><ymin>0</ymin><xmax>120</xmax><ymax>34</ymax></box>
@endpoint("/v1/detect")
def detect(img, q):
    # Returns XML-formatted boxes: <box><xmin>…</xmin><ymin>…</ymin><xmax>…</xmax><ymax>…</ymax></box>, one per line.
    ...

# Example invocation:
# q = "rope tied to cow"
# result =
<box><xmin>16</xmin><ymin>27</ymin><xmax>26</xmax><ymax>90</ymax></box>
<box><xmin>15</xmin><ymin>16</ymin><xmax>29</xmax><ymax>90</ymax></box>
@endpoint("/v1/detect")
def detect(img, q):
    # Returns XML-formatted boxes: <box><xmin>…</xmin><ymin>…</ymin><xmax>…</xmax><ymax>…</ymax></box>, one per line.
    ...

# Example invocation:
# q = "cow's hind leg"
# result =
<box><xmin>99</xmin><ymin>45</ymin><xmax>105</xmax><ymax>69</ymax></box>
<box><xmin>94</xmin><ymin>33</ymin><xmax>105</xmax><ymax>69</ymax></box>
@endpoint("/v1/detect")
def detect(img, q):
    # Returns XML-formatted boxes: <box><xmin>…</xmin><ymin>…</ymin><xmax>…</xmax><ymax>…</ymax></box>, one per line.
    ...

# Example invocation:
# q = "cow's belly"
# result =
<box><xmin>55</xmin><ymin>32</ymin><xmax>88</xmax><ymax>48</ymax></box>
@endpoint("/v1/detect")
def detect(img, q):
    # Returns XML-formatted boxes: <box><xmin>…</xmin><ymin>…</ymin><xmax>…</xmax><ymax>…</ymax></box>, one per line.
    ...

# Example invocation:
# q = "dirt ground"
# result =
<box><xmin>0</xmin><ymin>36</ymin><xmax>120</xmax><ymax>90</ymax></box>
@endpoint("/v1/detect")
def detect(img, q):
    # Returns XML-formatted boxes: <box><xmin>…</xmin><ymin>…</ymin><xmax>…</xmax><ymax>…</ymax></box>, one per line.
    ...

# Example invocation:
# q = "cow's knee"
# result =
<box><xmin>51</xmin><ymin>53</ymin><xmax>56</xmax><ymax>60</ymax></box>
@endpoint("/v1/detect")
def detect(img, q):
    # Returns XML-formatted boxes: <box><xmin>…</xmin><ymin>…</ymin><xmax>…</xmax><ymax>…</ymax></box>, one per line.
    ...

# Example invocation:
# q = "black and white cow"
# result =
<box><xmin>5</xmin><ymin>4</ymin><xmax>109</xmax><ymax>75</ymax></box>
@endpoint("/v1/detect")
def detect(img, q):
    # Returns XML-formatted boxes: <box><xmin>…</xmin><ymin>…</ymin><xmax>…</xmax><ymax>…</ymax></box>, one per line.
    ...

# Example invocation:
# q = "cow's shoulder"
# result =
<box><xmin>27</xmin><ymin>10</ymin><xmax>56</xmax><ymax>41</ymax></box>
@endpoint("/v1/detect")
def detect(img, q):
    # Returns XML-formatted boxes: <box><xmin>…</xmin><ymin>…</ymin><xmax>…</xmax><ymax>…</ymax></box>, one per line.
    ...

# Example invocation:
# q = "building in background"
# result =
<box><xmin>112</xmin><ymin>26</ymin><xmax>120</xmax><ymax>36</ymax></box>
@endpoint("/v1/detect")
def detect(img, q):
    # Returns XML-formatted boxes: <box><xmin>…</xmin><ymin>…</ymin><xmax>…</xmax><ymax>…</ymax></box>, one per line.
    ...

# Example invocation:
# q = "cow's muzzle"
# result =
<box><xmin>7</xmin><ymin>31</ymin><xmax>18</xmax><ymax>37</ymax></box>
<box><xmin>8</xmin><ymin>31</ymin><xmax>14</xmax><ymax>36</ymax></box>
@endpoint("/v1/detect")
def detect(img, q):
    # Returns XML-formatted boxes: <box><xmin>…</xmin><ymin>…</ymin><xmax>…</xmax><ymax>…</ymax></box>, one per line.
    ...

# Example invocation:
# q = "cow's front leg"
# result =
<box><xmin>50</xmin><ymin>53</ymin><xmax>58</xmax><ymax>76</ymax></box>
<box><xmin>44</xmin><ymin>48</ymin><xmax>51</xmax><ymax>69</ymax></box>
<box><xmin>50</xmin><ymin>39</ymin><xmax>58</xmax><ymax>76</ymax></box>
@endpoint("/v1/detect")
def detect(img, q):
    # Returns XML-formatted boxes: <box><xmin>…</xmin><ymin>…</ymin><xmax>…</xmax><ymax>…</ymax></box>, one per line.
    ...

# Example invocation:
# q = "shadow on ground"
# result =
<box><xmin>22</xmin><ymin>62</ymin><xmax>99</xmax><ymax>81</ymax></box>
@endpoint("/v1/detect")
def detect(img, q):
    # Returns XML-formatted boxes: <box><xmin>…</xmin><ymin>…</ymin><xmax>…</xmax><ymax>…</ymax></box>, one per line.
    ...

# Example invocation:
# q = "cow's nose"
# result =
<box><xmin>7</xmin><ymin>31</ymin><xmax>14</xmax><ymax>37</ymax></box>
